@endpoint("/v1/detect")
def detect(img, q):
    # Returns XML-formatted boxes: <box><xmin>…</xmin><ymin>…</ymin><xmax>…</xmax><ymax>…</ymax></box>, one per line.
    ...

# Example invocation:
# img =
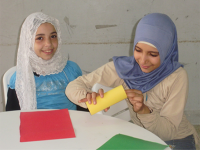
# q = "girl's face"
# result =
<box><xmin>34</xmin><ymin>23</ymin><xmax>58</xmax><ymax>60</ymax></box>
<box><xmin>134</xmin><ymin>43</ymin><xmax>160</xmax><ymax>73</ymax></box>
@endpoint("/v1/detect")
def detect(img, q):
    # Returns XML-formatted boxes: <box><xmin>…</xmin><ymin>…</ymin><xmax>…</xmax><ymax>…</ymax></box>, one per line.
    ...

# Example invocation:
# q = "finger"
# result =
<box><xmin>129</xmin><ymin>96</ymin><xmax>144</xmax><ymax>106</ymax></box>
<box><xmin>126</xmin><ymin>92</ymin><xmax>137</xmax><ymax>98</ymax></box>
<box><xmin>131</xmin><ymin>96</ymin><xmax>144</xmax><ymax>102</ymax></box>
<box><xmin>129</xmin><ymin>97</ymin><xmax>140</xmax><ymax>105</ymax></box>
<box><xmin>78</xmin><ymin>98</ymin><xmax>88</xmax><ymax>103</ymax></box>
<box><xmin>87</xmin><ymin>93</ymin><xmax>92</xmax><ymax>104</ymax></box>
<box><xmin>131</xmin><ymin>100</ymin><xmax>144</xmax><ymax>112</ymax></box>
<box><xmin>104</xmin><ymin>107</ymin><xmax>110</xmax><ymax>112</ymax></box>
<box><xmin>135</xmin><ymin>102</ymin><xmax>143</xmax><ymax>108</ymax></box>
<box><xmin>126</xmin><ymin>93</ymin><xmax>142</xmax><ymax>101</ymax></box>
<box><xmin>92</xmin><ymin>92</ymin><xmax>97</xmax><ymax>105</ymax></box>
<box><xmin>130</xmin><ymin>99</ymin><xmax>138</xmax><ymax>106</ymax></box>
<box><xmin>125</xmin><ymin>89</ymin><xmax>143</xmax><ymax>95</ymax></box>
<box><xmin>127</xmin><ymin>92</ymin><xmax>144</xmax><ymax>103</ymax></box>
<box><xmin>134</xmin><ymin>103</ymin><xmax>143</xmax><ymax>112</ymax></box>
<box><xmin>125</xmin><ymin>90</ymin><xmax>140</xmax><ymax>98</ymax></box>
<box><xmin>98</xmin><ymin>88</ymin><xmax>104</xmax><ymax>98</ymax></box>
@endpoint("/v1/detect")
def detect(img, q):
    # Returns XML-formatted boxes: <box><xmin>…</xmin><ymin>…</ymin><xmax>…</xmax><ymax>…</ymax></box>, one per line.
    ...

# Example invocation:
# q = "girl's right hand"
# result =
<box><xmin>78</xmin><ymin>89</ymin><xmax>110</xmax><ymax>112</ymax></box>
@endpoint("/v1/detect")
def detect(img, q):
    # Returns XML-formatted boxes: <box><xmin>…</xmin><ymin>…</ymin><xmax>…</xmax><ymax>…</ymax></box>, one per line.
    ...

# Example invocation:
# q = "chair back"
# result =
<box><xmin>92</xmin><ymin>83</ymin><xmax>131</xmax><ymax>121</ymax></box>
<box><xmin>3</xmin><ymin>66</ymin><xmax>16</xmax><ymax>106</ymax></box>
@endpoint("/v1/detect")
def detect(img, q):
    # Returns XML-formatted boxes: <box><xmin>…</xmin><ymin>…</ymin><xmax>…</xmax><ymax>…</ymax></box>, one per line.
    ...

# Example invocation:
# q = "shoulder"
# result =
<box><xmin>107</xmin><ymin>61</ymin><xmax>115</xmax><ymax>68</ymax></box>
<box><xmin>98</xmin><ymin>61</ymin><xmax>116</xmax><ymax>71</ymax></box>
<box><xmin>104</xmin><ymin>61</ymin><xmax>118</xmax><ymax>75</ymax></box>
<box><xmin>9</xmin><ymin>71</ymin><xmax>17</xmax><ymax>89</ymax></box>
<box><xmin>153</xmin><ymin>67</ymin><xmax>188</xmax><ymax>93</ymax></box>
<box><xmin>66</xmin><ymin>60</ymin><xmax>79</xmax><ymax>67</ymax></box>
<box><xmin>149</xmin><ymin>67</ymin><xmax>189</xmax><ymax>103</ymax></box>
<box><xmin>98</xmin><ymin>61</ymin><xmax>117</xmax><ymax>74</ymax></box>
<box><xmin>64</xmin><ymin>60</ymin><xmax>82</xmax><ymax>75</ymax></box>
<box><xmin>165</xmin><ymin>67</ymin><xmax>188</xmax><ymax>82</ymax></box>
<box><xmin>65</xmin><ymin>60</ymin><xmax>80</xmax><ymax>69</ymax></box>
<box><xmin>91</xmin><ymin>61</ymin><xmax>120</xmax><ymax>80</ymax></box>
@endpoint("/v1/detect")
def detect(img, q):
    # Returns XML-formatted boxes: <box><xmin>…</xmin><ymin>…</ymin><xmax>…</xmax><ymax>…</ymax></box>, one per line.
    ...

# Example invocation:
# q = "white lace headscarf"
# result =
<box><xmin>15</xmin><ymin>12</ymin><xmax>67</xmax><ymax>110</ymax></box>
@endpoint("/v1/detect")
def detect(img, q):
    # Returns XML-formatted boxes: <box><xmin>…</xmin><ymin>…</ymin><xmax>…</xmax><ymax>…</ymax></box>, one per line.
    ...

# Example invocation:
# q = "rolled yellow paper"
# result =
<box><xmin>86</xmin><ymin>85</ymin><xmax>127</xmax><ymax>115</ymax></box>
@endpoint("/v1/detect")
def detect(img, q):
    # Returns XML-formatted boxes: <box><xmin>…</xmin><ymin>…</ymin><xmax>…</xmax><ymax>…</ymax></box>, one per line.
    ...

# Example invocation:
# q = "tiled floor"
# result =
<box><xmin>194</xmin><ymin>125</ymin><xmax>200</xmax><ymax>150</ymax></box>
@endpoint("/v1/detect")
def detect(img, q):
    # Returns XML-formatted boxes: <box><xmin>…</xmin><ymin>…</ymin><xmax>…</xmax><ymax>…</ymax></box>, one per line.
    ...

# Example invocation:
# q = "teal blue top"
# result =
<box><xmin>9</xmin><ymin>60</ymin><xmax>82</xmax><ymax>110</ymax></box>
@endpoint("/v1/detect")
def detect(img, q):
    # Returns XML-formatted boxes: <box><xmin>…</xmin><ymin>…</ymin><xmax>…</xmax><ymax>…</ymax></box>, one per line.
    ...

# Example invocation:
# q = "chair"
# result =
<box><xmin>92</xmin><ymin>83</ymin><xmax>131</xmax><ymax>121</ymax></box>
<box><xmin>3</xmin><ymin>66</ymin><xmax>16</xmax><ymax>106</ymax></box>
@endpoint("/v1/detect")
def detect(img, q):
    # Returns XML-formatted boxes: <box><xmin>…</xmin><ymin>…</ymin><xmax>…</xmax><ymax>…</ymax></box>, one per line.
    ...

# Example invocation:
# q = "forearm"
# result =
<box><xmin>65</xmin><ymin>75</ymin><xmax>94</xmax><ymax>109</ymax></box>
<box><xmin>65</xmin><ymin>62</ymin><xmax>124</xmax><ymax>108</ymax></box>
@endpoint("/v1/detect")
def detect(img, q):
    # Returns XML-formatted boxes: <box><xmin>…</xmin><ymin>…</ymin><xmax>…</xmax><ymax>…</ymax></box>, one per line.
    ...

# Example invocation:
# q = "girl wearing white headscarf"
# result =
<box><xmin>6</xmin><ymin>12</ymin><xmax>84</xmax><ymax>111</ymax></box>
<box><xmin>65</xmin><ymin>13</ymin><xmax>199</xmax><ymax>149</ymax></box>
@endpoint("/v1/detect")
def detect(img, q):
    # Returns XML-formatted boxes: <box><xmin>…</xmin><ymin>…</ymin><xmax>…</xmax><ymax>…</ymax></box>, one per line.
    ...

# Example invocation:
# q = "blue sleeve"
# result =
<box><xmin>9</xmin><ymin>71</ymin><xmax>16</xmax><ymax>89</ymax></box>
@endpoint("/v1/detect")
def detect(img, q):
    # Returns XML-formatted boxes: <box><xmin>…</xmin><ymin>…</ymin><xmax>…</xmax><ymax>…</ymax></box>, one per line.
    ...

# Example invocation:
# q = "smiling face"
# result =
<box><xmin>34</xmin><ymin>23</ymin><xmax>58</xmax><ymax>60</ymax></box>
<box><xmin>134</xmin><ymin>43</ymin><xmax>161</xmax><ymax>73</ymax></box>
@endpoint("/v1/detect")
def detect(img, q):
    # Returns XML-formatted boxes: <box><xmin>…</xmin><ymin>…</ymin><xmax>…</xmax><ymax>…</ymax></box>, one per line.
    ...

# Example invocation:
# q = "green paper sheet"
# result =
<box><xmin>97</xmin><ymin>134</ymin><xmax>169</xmax><ymax>150</ymax></box>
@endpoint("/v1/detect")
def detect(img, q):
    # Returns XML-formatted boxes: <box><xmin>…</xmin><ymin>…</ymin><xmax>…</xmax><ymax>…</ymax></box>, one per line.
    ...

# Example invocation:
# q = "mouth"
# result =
<box><xmin>42</xmin><ymin>49</ymin><xmax>53</xmax><ymax>54</ymax></box>
<box><xmin>141</xmin><ymin>65</ymin><xmax>150</xmax><ymax>69</ymax></box>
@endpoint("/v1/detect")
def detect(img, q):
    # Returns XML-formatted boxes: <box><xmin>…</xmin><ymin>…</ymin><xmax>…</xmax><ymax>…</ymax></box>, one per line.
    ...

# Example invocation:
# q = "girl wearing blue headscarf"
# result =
<box><xmin>6</xmin><ymin>12</ymin><xmax>88</xmax><ymax>111</ymax></box>
<box><xmin>66</xmin><ymin>13</ymin><xmax>199</xmax><ymax>149</ymax></box>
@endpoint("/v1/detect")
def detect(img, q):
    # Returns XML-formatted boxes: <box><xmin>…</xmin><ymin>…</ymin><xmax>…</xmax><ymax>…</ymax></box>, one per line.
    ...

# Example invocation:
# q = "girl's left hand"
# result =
<box><xmin>125</xmin><ymin>89</ymin><xmax>150</xmax><ymax>114</ymax></box>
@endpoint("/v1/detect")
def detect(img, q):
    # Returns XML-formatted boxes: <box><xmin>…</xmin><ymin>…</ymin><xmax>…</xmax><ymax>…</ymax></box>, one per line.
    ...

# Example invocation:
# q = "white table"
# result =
<box><xmin>0</xmin><ymin>110</ymin><xmax>170</xmax><ymax>150</ymax></box>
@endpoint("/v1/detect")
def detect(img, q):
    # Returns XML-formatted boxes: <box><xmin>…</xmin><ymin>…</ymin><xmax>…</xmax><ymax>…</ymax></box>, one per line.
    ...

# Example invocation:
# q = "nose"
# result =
<box><xmin>140</xmin><ymin>54</ymin><xmax>148</xmax><ymax>64</ymax></box>
<box><xmin>45</xmin><ymin>38</ymin><xmax>52</xmax><ymax>47</ymax></box>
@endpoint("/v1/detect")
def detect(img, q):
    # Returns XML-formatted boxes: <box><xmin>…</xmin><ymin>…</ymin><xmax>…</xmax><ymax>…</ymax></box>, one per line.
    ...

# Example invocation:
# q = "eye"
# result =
<box><xmin>150</xmin><ymin>53</ymin><xmax>159</xmax><ymax>57</ymax></box>
<box><xmin>36</xmin><ymin>37</ymin><xmax>43</xmax><ymax>40</ymax></box>
<box><xmin>135</xmin><ymin>48</ymin><xmax>141</xmax><ymax>52</ymax></box>
<box><xmin>51</xmin><ymin>35</ymin><xmax>57</xmax><ymax>38</ymax></box>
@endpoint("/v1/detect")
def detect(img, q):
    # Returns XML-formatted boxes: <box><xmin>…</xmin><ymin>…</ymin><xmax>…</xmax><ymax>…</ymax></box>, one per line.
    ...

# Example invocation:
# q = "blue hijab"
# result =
<box><xmin>113</xmin><ymin>13</ymin><xmax>182</xmax><ymax>93</ymax></box>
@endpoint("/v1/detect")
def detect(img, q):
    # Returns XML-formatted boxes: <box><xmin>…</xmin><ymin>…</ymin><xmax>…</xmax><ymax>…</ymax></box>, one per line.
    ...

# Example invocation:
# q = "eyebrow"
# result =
<box><xmin>35</xmin><ymin>31</ymin><xmax>57</xmax><ymax>37</ymax></box>
<box><xmin>135</xmin><ymin>46</ymin><xmax>142</xmax><ymax>50</ymax></box>
<box><xmin>51</xmin><ymin>31</ymin><xmax>57</xmax><ymax>34</ymax></box>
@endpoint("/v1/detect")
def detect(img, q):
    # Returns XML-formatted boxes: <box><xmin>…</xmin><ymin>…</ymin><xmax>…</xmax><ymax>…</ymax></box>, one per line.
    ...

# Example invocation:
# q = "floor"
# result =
<box><xmin>194</xmin><ymin>125</ymin><xmax>200</xmax><ymax>150</ymax></box>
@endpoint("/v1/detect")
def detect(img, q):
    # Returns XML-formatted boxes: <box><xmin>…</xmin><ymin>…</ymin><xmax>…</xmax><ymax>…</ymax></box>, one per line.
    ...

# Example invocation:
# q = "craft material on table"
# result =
<box><xmin>20</xmin><ymin>109</ymin><xmax>75</xmax><ymax>142</ymax></box>
<box><xmin>97</xmin><ymin>134</ymin><xmax>169</xmax><ymax>150</ymax></box>
<box><xmin>86</xmin><ymin>85</ymin><xmax>127</xmax><ymax>115</ymax></box>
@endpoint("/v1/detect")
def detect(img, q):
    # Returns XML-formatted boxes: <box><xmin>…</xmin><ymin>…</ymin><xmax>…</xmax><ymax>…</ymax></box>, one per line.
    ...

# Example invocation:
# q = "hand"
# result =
<box><xmin>125</xmin><ymin>89</ymin><xmax>150</xmax><ymax>114</ymax></box>
<box><xmin>78</xmin><ymin>88</ymin><xmax>110</xmax><ymax>112</ymax></box>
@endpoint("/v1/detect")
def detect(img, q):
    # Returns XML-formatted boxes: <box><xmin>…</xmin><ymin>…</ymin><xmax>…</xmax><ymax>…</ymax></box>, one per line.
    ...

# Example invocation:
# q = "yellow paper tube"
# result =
<box><xmin>86</xmin><ymin>85</ymin><xmax>127</xmax><ymax>115</ymax></box>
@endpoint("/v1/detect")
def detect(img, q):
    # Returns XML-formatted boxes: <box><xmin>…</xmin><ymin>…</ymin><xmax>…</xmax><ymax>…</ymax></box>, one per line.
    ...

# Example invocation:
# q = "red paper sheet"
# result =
<box><xmin>20</xmin><ymin>109</ymin><xmax>75</xmax><ymax>142</ymax></box>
